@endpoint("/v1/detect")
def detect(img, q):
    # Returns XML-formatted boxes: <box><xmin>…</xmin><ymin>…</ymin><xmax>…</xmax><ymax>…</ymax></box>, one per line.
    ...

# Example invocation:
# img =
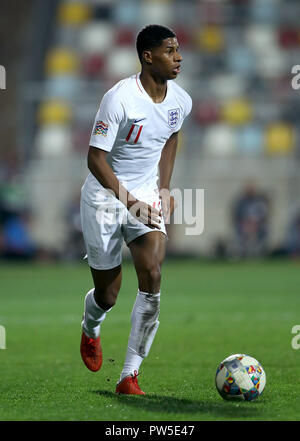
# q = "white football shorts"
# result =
<box><xmin>80</xmin><ymin>185</ymin><xmax>167</xmax><ymax>270</ymax></box>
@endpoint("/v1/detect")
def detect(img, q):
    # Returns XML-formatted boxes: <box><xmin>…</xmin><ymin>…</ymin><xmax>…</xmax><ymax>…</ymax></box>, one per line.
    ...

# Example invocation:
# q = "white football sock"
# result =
<box><xmin>120</xmin><ymin>289</ymin><xmax>160</xmax><ymax>381</ymax></box>
<box><xmin>81</xmin><ymin>289</ymin><xmax>110</xmax><ymax>339</ymax></box>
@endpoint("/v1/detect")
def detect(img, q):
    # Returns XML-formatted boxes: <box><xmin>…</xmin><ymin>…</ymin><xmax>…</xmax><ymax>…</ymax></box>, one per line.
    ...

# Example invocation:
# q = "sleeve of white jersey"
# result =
<box><xmin>176</xmin><ymin>93</ymin><xmax>192</xmax><ymax>132</ymax></box>
<box><xmin>89</xmin><ymin>91</ymin><xmax>124</xmax><ymax>152</ymax></box>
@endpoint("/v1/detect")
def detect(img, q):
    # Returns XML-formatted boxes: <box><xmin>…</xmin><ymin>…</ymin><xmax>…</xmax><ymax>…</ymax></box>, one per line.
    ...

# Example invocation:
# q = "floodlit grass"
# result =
<box><xmin>0</xmin><ymin>259</ymin><xmax>299</xmax><ymax>421</ymax></box>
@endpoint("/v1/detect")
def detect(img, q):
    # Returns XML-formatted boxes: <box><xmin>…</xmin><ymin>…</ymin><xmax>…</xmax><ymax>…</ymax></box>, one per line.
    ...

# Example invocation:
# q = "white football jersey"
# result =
<box><xmin>83</xmin><ymin>73</ymin><xmax>192</xmax><ymax>197</ymax></box>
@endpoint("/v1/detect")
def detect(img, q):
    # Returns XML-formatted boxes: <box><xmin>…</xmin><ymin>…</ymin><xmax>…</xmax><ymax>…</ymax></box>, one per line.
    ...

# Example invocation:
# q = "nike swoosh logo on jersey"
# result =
<box><xmin>134</xmin><ymin>118</ymin><xmax>146</xmax><ymax>123</ymax></box>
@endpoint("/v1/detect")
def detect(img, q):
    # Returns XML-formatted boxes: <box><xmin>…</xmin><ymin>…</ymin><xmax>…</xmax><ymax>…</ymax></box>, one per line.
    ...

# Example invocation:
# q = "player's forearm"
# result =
<box><xmin>159</xmin><ymin>132</ymin><xmax>178</xmax><ymax>190</ymax></box>
<box><xmin>88</xmin><ymin>147</ymin><xmax>137</xmax><ymax>208</ymax></box>
<box><xmin>159</xmin><ymin>161</ymin><xmax>175</xmax><ymax>191</ymax></box>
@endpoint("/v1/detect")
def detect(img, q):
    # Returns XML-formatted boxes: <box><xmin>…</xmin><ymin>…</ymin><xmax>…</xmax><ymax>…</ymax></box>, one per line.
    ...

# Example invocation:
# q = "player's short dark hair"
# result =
<box><xmin>136</xmin><ymin>24</ymin><xmax>176</xmax><ymax>62</ymax></box>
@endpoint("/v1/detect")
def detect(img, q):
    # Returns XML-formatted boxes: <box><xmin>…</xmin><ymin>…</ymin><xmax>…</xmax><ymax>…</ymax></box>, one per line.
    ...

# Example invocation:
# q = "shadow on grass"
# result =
<box><xmin>92</xmin><ymin>390</ymin><xmax>264</xmax><ymax>419</ymax></box>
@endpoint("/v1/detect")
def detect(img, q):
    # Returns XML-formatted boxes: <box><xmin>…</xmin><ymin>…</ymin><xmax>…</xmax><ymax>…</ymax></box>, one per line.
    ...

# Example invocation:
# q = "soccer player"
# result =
<box><xmin>80</xmin><ymin>24</ymin><xmax>192</xmax><ymax>395</ymax></box>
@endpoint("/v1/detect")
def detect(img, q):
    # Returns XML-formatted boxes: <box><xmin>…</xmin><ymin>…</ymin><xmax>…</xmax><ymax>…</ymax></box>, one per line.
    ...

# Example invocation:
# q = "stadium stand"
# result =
<box><xmin>3</xmin><ymin>0</ymin><xmax>300</xmax><ymax>258</ymax></box>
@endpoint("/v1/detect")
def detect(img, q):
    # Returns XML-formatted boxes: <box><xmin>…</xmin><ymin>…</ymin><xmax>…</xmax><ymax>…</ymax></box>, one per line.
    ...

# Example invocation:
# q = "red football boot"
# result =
<box><xmin>80</xmin><ymin>331</ymin><xmax>102</xmax><ymax>372</ymax></box>
<box><xmin>115</xmin><ymin>371</ymin><xmax>145</xmax><ymax>395</ymax></box>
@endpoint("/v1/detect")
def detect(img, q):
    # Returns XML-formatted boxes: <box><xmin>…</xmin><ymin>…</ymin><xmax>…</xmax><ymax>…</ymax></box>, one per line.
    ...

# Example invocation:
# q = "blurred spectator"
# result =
<box><xmin>0</xmin><ymin>175</ymin><xmax>37</xmax><ymax>260</ymax></box>
<box><xmin>231</xmin><ymin>182</ymin><xmax>270</xmax><ymax>258</ymax></box>
<box><xmin>284</xmin><ymin>211</ymin><xmax>300</xmax><ymax>258</ymax></box>
<box><xmin>270</xmin><ymin>209</ymin><xmax>300</xmax><ymax>259</ymax></box>
<box><xmin>0</xmin><ymin>211</ymin><xmax>37</xmax><ymax>260</ymax></box>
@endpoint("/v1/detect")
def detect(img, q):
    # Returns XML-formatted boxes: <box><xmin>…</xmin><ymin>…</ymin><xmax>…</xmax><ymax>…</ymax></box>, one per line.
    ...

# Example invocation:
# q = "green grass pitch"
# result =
<box><xmin>0</xmin><ymin>259</ymin><xmax>299</xmax><ymax>421</ymax></box>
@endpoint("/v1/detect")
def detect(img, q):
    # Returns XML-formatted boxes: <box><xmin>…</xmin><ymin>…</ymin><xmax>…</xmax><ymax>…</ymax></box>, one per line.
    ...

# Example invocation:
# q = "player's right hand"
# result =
<box><xmin>127</xmin><ymin>200</ymin><xmax>162</xmax><ymax>230</ymax></box>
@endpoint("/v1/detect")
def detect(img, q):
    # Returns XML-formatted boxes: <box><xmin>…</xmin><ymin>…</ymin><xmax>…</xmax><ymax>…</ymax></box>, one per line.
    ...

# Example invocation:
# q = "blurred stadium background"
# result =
<box><xmin>1</xmin><ymin>0</ymin><xmax>300</xmax><ymax>263</ymax></box>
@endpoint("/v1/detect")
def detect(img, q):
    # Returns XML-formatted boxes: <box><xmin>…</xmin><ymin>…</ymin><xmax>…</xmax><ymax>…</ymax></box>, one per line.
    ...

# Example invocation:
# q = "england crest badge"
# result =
<box><xmin>168</xmin><ymin>108</ymin><xmax>180</xmax><ymax>129</ymax></box>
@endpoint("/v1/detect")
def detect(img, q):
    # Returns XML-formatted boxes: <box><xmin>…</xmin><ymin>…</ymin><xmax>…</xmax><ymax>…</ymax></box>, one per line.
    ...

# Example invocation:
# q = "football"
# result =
<box><xmin>215</xmin><ymin>354</ymin><xmax>266</xmax><ymax>401</ymax></box>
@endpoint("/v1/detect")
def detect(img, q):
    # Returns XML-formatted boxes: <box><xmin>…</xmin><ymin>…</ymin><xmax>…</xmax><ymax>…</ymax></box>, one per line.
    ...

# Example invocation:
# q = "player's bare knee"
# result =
<box><xmin>94</xmin><ymin>288</ymin><xmax>119</xmax><ymax>310</ymax></box>
<box><xmin>149</xmin><ymin>266</ymin><xmax>161</xmax><ymax>286</ymax></box>
<box><xmin>140</xmin><ymin>263</ymin><xmax>161</xmax><ymax>292</ymax></box>
<box><xmin>106</xmin><ymin>289</ymin><xmax>119</xmax><ymax>308</ymax></box>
